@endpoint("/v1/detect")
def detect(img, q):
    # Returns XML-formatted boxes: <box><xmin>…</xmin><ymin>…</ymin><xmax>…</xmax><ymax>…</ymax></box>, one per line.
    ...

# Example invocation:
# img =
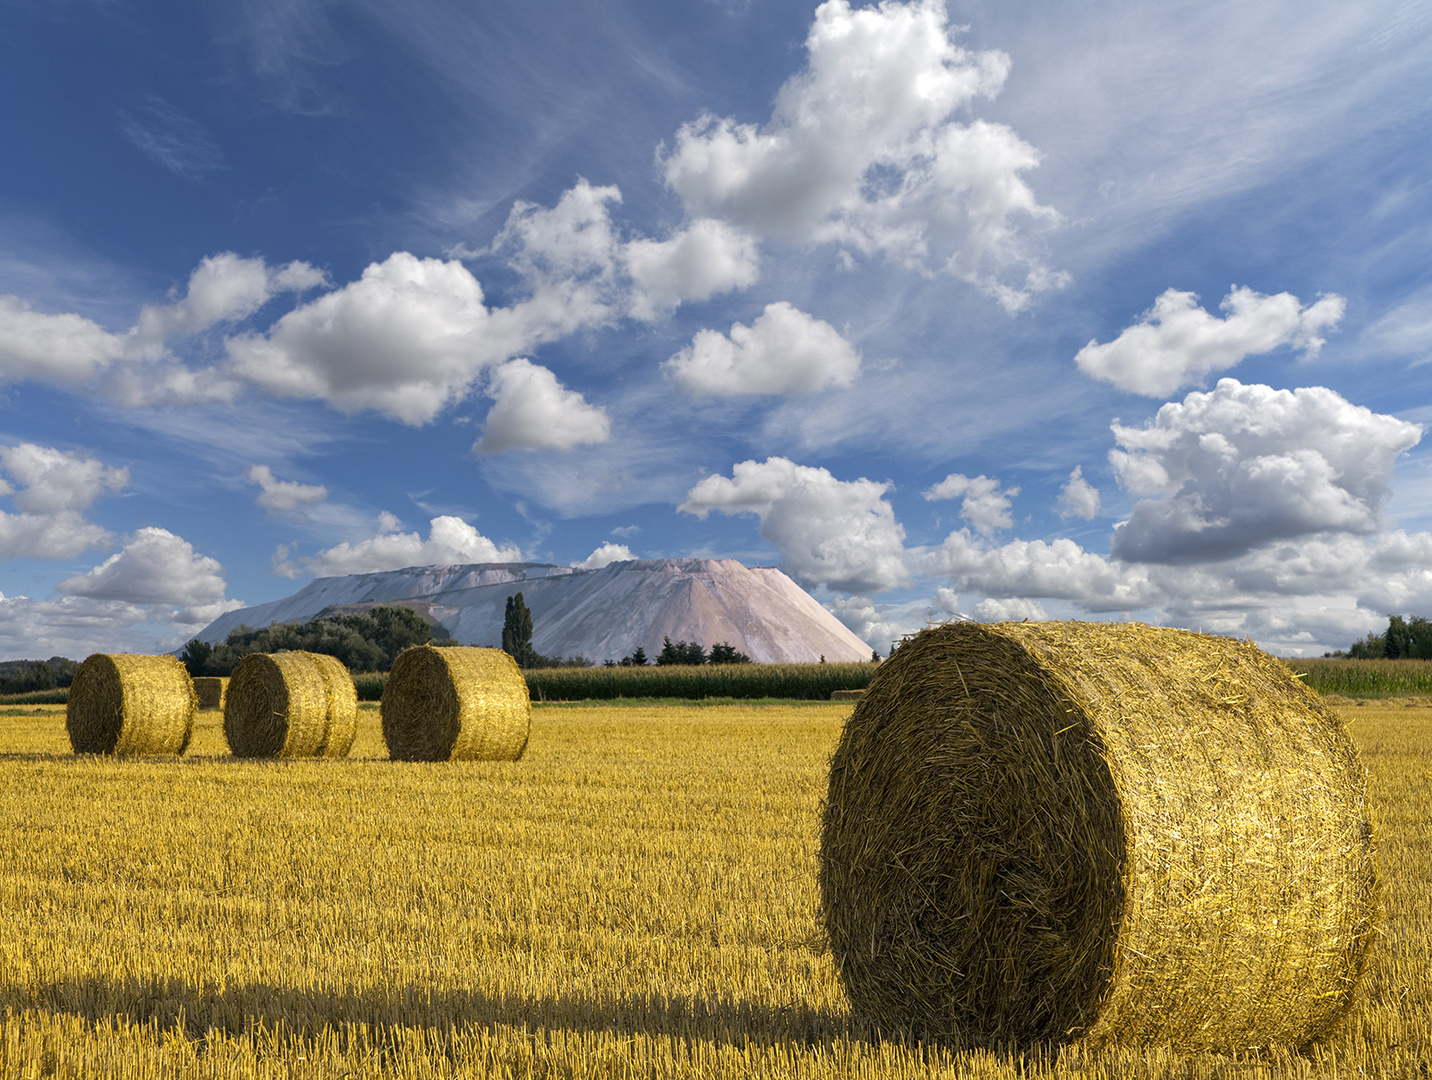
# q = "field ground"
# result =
<box><xmin>1</xmin><ymin>701</ymin><xmax>1428</xmax><ymax>1079</ymax></box>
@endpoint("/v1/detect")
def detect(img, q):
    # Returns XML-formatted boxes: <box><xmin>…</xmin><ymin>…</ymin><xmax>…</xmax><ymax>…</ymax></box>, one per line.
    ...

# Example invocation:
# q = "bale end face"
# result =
<box><xmin>819</xmin><ymin>620</ymin><xmax>1377</xmax><ymax>1052</ymax></box>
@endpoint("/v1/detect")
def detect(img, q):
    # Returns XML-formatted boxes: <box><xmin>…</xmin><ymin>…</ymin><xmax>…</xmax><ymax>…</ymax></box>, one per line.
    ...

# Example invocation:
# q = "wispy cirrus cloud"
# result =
<box><xmin>116</xmin><ymin>95</ymin><xmax>225</xmax><ymax>180</ymax></box>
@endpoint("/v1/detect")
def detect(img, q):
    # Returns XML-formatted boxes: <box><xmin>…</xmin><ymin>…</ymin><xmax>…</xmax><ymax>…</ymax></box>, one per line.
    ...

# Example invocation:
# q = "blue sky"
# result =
<box><xmin>2</xmin><ymin>0</ymin><xmax>1431</xmax><ymax>660</ymax></box>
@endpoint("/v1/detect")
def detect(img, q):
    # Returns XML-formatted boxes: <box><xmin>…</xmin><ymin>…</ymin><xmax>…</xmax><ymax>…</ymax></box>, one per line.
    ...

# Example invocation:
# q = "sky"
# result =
<box><xmin>2</xmin><ymin>0</ymin><xmax>1431</xmax><ymax>661</ymax></box>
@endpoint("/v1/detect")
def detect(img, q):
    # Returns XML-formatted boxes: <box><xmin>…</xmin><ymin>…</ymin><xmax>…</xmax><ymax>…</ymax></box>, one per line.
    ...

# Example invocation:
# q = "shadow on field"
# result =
<box><xmin>12</xmin><ymin>974</ymin><xmax>865</xmax><ymax>1052</ymax></box>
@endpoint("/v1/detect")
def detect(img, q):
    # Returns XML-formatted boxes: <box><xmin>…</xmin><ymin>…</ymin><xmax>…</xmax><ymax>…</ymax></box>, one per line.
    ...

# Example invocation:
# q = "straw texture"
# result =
<box><xmin>224</xmin><ymin>651</ymin><xmax>358</xmax><ymax>759</ymax></box>
<box><xmin>193</xmin><ymin>676</ymin><xmax>228</xmax><ymax>710</ymax></box>
<box><xmin>309</xmin><ymin>651</ymin><xmax>358</xmax><ymax>758</ymax></box>
<box><xmin>819</xmin><ymin>621</ymin><xmax>1377</xmax><ymax>1051</ymax></box>
<box><xmin>382</xmin><ymin>645</ymin><xmax>530</xmax><ymax>762</ymax></box>
<box><xmin>66</xmin><ymin>653</ymin><xmax>196</xmax><ymax>755</ymax></box>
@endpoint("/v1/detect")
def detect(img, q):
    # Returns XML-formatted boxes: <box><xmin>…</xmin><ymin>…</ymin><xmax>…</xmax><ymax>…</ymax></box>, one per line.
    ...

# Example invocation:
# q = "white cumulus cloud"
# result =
<box><xmin>1075</xmin><ymin>285</ymin><xmax>1346</xmax><ymax>397</ymax></box>
<box><xmin>297</xmin><ymin>513</ymin><xmax>523</xmax><ymax>577</ymax></box>
<box><xmin>572</xmin><ymin>542</ymin><xmax>633</xmax><ymax>570</ymax></box>
<box><xmin>659</xmin><ymin>0</ymin><xmax>1061</xmax><ymax>307</ymax></box>
<box><xmin>923</xmin><ymin>472</ymin><xmax>1019</xmax><ymax>536</ymax></box>
<box><xmin>665</xmin><ymin>302</ymin><xmax>861</xmax><ymax>397</ymax></box>
<box><xmin>247</xmin><ymin>464</ymin><xmax>328</xmax><ymax>514</ymax></box>
<box><xmin>1109</xmin><ymin>379</ymin><xmax>1421</xmax><ymax>563</ymax></box>
<box><xmin>0</xmin><ymin>297</ymin><xmax>128</xmax><ymax>386</ymax></box>
<box><xmin>973</xmin><ymin>596</ymin><xmax>1050</xmax><ymax>622</ymax></box>
<box><xmin>225</xmin><ymin>252</ymin><xmax>506</xmax><ymax>424</ymax></box>
<box><xmin>0</xmin><ymin>443</ymin><xmax>129</xmax><ymax>514</ymax></box>
<box><xmin>1056</xmin><ymin>465</ymin><xmax>1101</xmax><ymax>520</ymax></box>
<box><xmin>680</xmin><ymin>456</ymin><xmax>909</xmax><ymax>594</ymax></box>
<box><xmin>930</xmin><ymin>528</ymin><xmax>1155</xmax><ymax>611</ymax></box>
<box><xmin>474</xmin><ymin>358</ymin><xmax>611</xmax><ymax>454</ymax></box>
<box><xmin>57</xmin><ymin>526</ymin><xmax>237</xmax><ymax>624</ymax></box>
<box><xmin>137</xmin><ymin>252</ymin><xmax>325</xmax><ymax>345</ymax></box>
<box><xmin>625</xmin><ymin>218</ymin><xmax>761</xmax><ymax>321</ymax></box>
<box><xmin>0</xmin><ymin>443</ymin><xmax>127</xmax><ymax>560</ymax></box>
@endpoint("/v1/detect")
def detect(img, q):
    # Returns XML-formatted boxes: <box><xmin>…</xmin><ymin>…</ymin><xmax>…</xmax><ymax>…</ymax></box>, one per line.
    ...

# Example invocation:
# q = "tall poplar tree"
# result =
<box><xmin>502</xmin><ymin>592</ymin><xmax>537</xmax><ymax>668</ymax></box>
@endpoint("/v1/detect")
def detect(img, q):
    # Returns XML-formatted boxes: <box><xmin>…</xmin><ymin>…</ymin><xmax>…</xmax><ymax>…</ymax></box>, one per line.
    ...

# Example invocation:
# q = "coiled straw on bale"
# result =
<box><xmin>819</xmin><ymin>621</ymin><xmax>1377</xmax><ymax>1052</ymax></box>
<box><xmin>224</xmin><ymin>651</ymin><xmax>358</xmax><ymax>759</ymax></box>
<box><xmin>381</xmin><ymin>645</ymin><xmax>529</xmax><ymax>762</ymax></box>
<box><xmin>66</xmin><ymin>653</ymin><xmax>196</xmax><ymax>755</ymax></box>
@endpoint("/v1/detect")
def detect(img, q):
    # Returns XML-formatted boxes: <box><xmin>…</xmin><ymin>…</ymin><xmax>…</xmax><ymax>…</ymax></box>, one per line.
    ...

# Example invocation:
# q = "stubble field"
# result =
<box><xmin>0</xmin><ymin>699</ymin><xmax>1428</xmax><ymax>1079</ymax></box>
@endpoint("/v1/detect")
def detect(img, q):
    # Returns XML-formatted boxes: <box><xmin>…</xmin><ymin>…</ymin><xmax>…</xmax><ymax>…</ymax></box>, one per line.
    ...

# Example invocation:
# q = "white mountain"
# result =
<box><xmin>196</xmin><ymin>558</ymin><xmax>874</xmax><ymax>664</ymax></box>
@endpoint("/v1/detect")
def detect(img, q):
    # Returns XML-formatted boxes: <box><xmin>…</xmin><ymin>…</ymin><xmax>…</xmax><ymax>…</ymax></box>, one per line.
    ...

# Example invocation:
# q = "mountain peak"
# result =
<box><xmin>197</xmin><ymin>558</ymin><xmax>871</xmax><ymax>664</ymax></box>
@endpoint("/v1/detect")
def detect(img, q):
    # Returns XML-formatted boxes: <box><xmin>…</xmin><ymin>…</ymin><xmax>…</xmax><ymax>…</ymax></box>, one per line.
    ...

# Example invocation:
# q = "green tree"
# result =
<box><xmin>179</xmin><ymin>638</ymin><xmax>215</xmax><ymax>677</ymax></box>
<box><xmin>1384</xmin><ymin>615</ymin><xmax>1432</xmax><ymax>659</ymax></box>
<box><xmin>502</xmin><ymin>592</ymin><xmax>537</xmax><ymax>668</ymax></box>
<box><xmin>656</xmin><ymin>637</ymin><xmax>706</xmax><ymax>665</ymax></box>
<box><xmin>1345</xmin><ymin>631</ymin><xmax>1385</xmax><ymax>659</ymax></box>
<box><xmin>708</xmin><ymin>642</ymin><xmax>751</xmax><ymax>665</ymax></box>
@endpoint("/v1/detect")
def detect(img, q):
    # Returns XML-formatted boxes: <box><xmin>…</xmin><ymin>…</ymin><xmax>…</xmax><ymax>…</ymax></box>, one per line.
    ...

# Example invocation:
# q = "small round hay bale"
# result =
<box><xmin>193</xmin><ymin>676</ymin><xmax>228</xmax><ymax>710</ymax></box>
<box><xmin>66</xmin><ymin>653</ymin><xmax>196</xmax><ymax>755</ymax></box>
<box><xmin>224</xmin><ymin>651</ymin><xmax>356</xmax><ymax>759</ymax></box>
<box><xmin>381</xmin><ymin>645</ymin><xmax>529</xmax><ymax>762</ymax></box>
<box><xmin>819</xmin><ymin>621</ymin><xmax>1377</xmax><ymax>1051</ymax></box>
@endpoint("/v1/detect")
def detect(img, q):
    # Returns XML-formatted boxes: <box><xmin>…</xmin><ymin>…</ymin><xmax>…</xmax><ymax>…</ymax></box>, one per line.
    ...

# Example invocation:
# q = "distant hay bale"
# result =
<box><xmin>819</xmin><ymin>621</ymin><xmax>1378</xmax><ymax>1051</ymax></box>
<box><xmin>830</xmin><ymin>689</ymin><xmax>866</xmax><ymax>702</ymax></box>
<box><xmin>224</xmin><ymin>651</ymin><xmax>358</xmax><ymax>759</ymax></box>
<box><xmin>381</xmin><ymin>645</ymin><xmax>529</xmax><ymax>762</ymax></box>
<box><xmin>66</xmin><ymin>653</ymin><xmax>196</xmax><ymax>755</ymax></box>
<box><xmin>193</xmin><ymin>676</ymin><xmax>228</xmax><ymax>710</ymax></box>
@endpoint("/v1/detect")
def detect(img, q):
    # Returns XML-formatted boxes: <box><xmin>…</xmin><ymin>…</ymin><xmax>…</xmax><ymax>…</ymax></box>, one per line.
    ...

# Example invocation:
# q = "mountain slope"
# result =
<box><xmin>197</xmin><ymin>559</ymin><xmax>873</xmax><ymax>664</ymax></box>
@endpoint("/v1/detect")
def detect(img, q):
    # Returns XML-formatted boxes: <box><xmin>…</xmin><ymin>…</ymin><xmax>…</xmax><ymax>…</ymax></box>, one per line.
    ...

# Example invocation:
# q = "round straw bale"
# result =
<box><xmin>193</xmin><ymin>676</ymin><xmax>228</xmax><ymax>710</ymax></box>
<box><xmin>381</xmin><ymin>645</ymin><xmax>529</xmax><ymax>762</ymax></box>
<box><xmin>819</xmin><ymin>621</ymin><xmax>1377</xmax><ymax>1051</ymax></box>
<box><xmin>224</xmin><ymin>651</ymin><xmax>357</xmax><ymax>759</ymax></box>
<box><xmin>66</xmin><ymin>653</ymin><xmax>196</xmax><ymax>755</ymax></box>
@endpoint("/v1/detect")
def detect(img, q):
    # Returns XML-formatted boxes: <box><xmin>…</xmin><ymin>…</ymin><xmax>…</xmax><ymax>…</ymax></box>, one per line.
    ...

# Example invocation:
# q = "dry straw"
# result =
<box><xmin>66</xmin><ymin>653</ymin><xmax>196</xmax><ymax>755</ymax></box>
<box><xmin>224</xmin><ymin>651</ymin><xmax>358</xmax><ymax>759</ymax></box>
<box><xmin>819</xmin><ymin>621</ymin><xmax>1378</xmax><ymax>1052</ymax></box>
<box><xmin>381</xmin><ymin>645</ymin><xmax>529</xmax><ymax>762</ymax></box>
<box><xmin>193</xmin><ymin>676</ymin><xmax>228</xmax><ymax>710</ymax></box>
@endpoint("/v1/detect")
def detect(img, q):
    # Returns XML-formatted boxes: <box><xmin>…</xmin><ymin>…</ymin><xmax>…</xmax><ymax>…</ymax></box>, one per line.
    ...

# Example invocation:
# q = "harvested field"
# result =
<box><xmin>0</xmin><ymin>699</ymin><xmax>1428</xmax><ymax>1078</ymax></box>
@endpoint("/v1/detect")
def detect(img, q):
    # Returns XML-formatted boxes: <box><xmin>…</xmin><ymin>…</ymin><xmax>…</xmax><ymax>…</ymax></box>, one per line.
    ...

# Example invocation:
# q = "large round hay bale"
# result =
<box><xmin>224</xmin><ymin>651</ymin><xmax>357</xmax><ymax>759</ymax></box>
<box><xmin>66</xmin><ymin>653</ymin><xmax>196</xmax><ymax>755</ymax></box>
<box><xmin>193</xmin><ymin>676</ymin><xmax>228</xmax><ymax>709</ymax></box>
<box><xmin>820</xmin><ymin>621</ymin><xmax>1377</xmax><ymax>1051</ymax></box>
<box><xmin>381</xmin><ymin>645</ymin><xmax>529</xmax><ymax>762</ymax></box>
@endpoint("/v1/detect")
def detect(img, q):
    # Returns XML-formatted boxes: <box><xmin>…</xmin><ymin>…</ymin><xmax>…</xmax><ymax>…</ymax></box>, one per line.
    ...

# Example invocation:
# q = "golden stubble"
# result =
<box><xmin>0</xmin><ymin>699</ymin><xmax>1427</xmax><ymax>1079</ymax></box>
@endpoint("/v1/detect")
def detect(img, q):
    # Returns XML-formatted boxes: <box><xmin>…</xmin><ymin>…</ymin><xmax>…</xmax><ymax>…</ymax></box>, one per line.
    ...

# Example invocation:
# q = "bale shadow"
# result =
<box><xmin>8</xmin><ymin>974</ymin><xmax>863</xmax><ymax>1055</ymax></box>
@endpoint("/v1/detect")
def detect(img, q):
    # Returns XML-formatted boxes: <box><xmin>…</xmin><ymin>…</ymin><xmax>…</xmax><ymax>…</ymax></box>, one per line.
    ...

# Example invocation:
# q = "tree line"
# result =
<box><xmin>1333</xmin><ymin>614</ymin><xmax>1432</xmax><ymax>659</ymax></box>
<box><xmin>181</xmin><ymin>606</ymin><xmax>452</xmax><ymax>676</ymax></box>
<box><xmin>0</xmin><ymin>656</ymin><xmax>79</xmax><ymax>695</ymax></box>
<box><xmin>609</xmin><ymin>637</ymin><xmax>752</xmax><ymax>667</ymax></box>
